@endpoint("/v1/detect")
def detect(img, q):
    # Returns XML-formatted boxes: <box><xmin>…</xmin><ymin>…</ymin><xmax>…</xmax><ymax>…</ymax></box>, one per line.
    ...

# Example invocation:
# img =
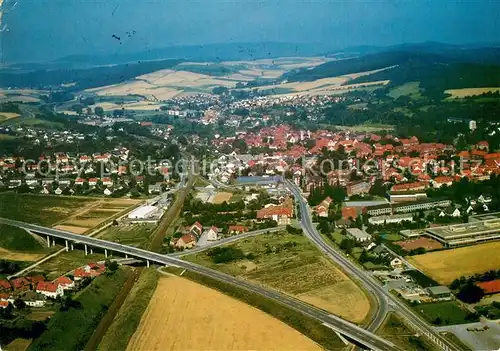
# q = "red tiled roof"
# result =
<box><xmin>74</xmin><ymin>263</ymin><xmax>106</xmax><ymax>278</ymax></box>
<box><xmin>0</xmin><ymin>280</ymin><xmax>11</xmax><ymax>290</ymax></box>
<box><xmin>476</xmin><ymin>279</ymin><xmax>500</xmax><ymax>295</ymax></box>
<box><xmin>36</xmin><ymin>281</ymin><xmax>59</xmax><ymax>293</ymax></box>
<box><xmin>0</xmin><ymin>293</ymin><xmax>10</xmax><ymax>300</ymax></box>
<box><xmin>0</xmin><ymin>301</ymin><xmax>9</xmax><ymax>308</ymax></box>
<box><xmin>27</xmin><ymin>275</ymin><xmax>46</xmax><ymax>284</ymax></box>
<box><xmin>10</xmin><ymin>277</ymin><xmax>30</xmax><ymax>290</ymax></box>
<box><xmin>53</xmin><ymin>276</ymin><xmax>73</xmax><ymax>286</ymax></box>
<box><xmin>256</xmin><ymin>206</ymin><xmax>292</xmax><ymax>219</ymax></box>
<box><xmin>228</xmin><ymin>225</ymin><xmax>249</xmax><ymax>232</ymax></box>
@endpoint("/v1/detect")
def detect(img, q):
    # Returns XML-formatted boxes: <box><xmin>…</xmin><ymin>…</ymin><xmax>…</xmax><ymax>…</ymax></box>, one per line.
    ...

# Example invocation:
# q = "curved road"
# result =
<box><xmin>285</xmin><ymin>180</ymin><xmax>460</xmax><ymax>351</ymax></box>
<box><xmin>0</xmin><ymin>217</ymin><xmax>399</xmax><ymax>351</ymax></box>
<box><xmin>171</xmin><ymin>226</ymin><xmax>285</xmax><ymax>257</ymax></box>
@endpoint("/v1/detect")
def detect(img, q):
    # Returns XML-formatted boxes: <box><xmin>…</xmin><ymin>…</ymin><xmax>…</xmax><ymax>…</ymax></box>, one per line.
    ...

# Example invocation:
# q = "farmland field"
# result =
<box><xmin>408</xmin><ymin>241</ymin><xmax>500</xmax><ymax>284</ymax></box>
<box><xmin>0</xmin><ymin>193</ymin><xmax>97</xmax><ymax>226</ymax></box>
<box><xmin>0</xmin><ymin>247</ymin><xmax>46</xmax><ymax>262</ymax></box>
<box><xmin>445</xmin><ymin>87</ymin><xmax>500</xmax><ymax>98</ymax></box>
<box><xmin>185</xmin><ymin>232</ymin><xmax>371</xmax><ymax>323</ymax></box>
<box><xmin>52</xmin><ymin>198</ymin><xmax>141</xmax><ymax>234</ymax></box>
<box><xmin>5</xmin><ymin>338</ymin><xmax>32</xmax><ymax>351</ymax></box>
<box><xmin>0</xmin><ymin>224</ymin><xmax>45</xmax><ymax>252</ymax></box>
<box><xmin>98</xmin><ymin>269</ymin><xmax>159</xmax><ymax>351</ymax></box>
<box><xmin>0</xmin><ymin>112</ymin><xmax>20</xmax><ymax>122</ymax></box>
<box><xmin>97</xmin><ymin>224</ymin><xmax>156</xmax><ymax>249</ymax></box>
<box><xmin>388</xmin><ymin>81</ymin><xmax>422</xmax><ymax>99</ymax></box>
<box><xmin>127</xmin><ymin>276</ymin><xmax>321</xmax><ymax>351</ymax></box>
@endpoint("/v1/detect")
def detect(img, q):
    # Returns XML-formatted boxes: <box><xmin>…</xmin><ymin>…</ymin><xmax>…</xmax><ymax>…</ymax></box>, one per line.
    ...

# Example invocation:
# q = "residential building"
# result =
<box><xmin>73</xmin><ymin>263</ymin><xmax>106</xmax><ymax>280</ymax></box>
<box><xmin>346</xmin><ymin>181</ymin><xmax>371</xmax><ymax>197</ymax></box>
<box><xmin>174</xmin><ymin>233</ymin><xmax>197</xmax><ymax>249</ymax></box>
<box><xmin>427</xmin><ymin>286</ymin><xmax>453</xmax><ymax>300</ymax></box>
<box><xmin>0</xmin><ymin>280</ymin><xmax>11</xmax><ymax>291</ymax></box>
<box><xmin>228</xmin><ymin>225</ymin><xmax>249</xmax><ymax>234</ymax></box>
<box><xmin>368</xmin><ymin>213</ymin><xmax>414</xmax><ymax>225</ymax></box>
<box><xmin>346</xmin><ymin>228</ymin><xmax>372</xmax><ymax>242</ymax></box>
<box><xmin>53</xmin><ymin>276</ymin><xmax>75</xmax><ymax>290</ymax></box>
<box><xmin>205</xmin><ymin>226</ymin><xmax>219</xmax><ymax>241</ymax></box>
<box><xmin>36</xmin><ymin>281</ymin><xmax>64</xmax><ymax>298</ymax></box>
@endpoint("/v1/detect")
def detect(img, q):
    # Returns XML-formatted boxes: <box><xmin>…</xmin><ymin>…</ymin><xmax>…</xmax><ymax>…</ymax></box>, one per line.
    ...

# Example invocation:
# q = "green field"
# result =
<box><xmin>98</xmin><ymin>269</ymin><xmax>159</xmax><ymax>351</ymax></box>
<box><xmin>0</xmin><ymin>193</ymin><xmax>95</xmax><ymax>226</ymax></box>
<box><xmin>184</xmin><ymin>232</ymin><xmax>371</xmax><ymax>323</ymax></box>
<box><xmin>97</xmin><ymin>224</ymin><xmax>156</xmax><ymax>249</ymax></box>
<box><xmin>378</xmin><ymin>313</ymin><xmax>438</xmax><ymax>351</ymax></box>
<box><xmin>388</xmin><ymin>81</ymin><xmax>422</xmax><ymax>99</ymax></box>
<box><xmin>0</xmin><ymin>224</ymin><xmax>44</xmax><ymax>251</ymax></box>
<box><xmin>28</xmin><ymin>268</ymin><xmax>129</xmax><ymax>351</ymax></box>
<box><xmin>414</xmin><ymin>301</ymin><xmax>477</xmax><ymax>325</ymax></box>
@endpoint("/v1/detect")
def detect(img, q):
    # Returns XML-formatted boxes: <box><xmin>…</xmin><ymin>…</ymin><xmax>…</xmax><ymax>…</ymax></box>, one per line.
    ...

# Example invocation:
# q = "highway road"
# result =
<box><xmin>171</xmin><ymin>226</ymin><xmax>285</xmax><ymax>257</ymax></box>
<box><xmin>285</xmin><ymin>180</ymin><xmax>460</xmax><ymax>351</ymax></box>
<box><xmin>0</xmin><ymin>217</ymin><xmax>400</xmax><ymax>351</ymax></box>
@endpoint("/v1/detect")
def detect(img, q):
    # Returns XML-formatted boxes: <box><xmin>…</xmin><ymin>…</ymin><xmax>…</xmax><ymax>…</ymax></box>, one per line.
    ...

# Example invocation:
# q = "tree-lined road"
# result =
<box><xmin>0</xmin><ymin>217</ymin><xmax>399</xmax><ymax>351</ymax></box>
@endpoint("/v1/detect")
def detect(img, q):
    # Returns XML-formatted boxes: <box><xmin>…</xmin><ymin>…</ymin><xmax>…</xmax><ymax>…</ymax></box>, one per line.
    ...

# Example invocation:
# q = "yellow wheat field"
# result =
<box><xmin>127</xmin><ymin>276</ymin><xmax>321</xmax><ymax>351</ymax></box>
<box><xmin>408</xmin><ymin>241</ymin><xmax>500</xmax><ymax>284</ymax></box>
<box><xmin>445</xmin><ymin>87</ymin><xmax>500</xmax><ymax>98</ymax></box>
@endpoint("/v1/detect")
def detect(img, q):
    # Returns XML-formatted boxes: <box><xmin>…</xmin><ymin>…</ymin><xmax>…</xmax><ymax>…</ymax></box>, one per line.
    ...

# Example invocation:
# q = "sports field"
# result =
<box><xmin>212</xmin><ymin>191</ymin><xmax>233</xmax><ymax>204</ymax></box>
<box><xmin>408</xmin><ymin>241</ymin><xmax>500</xmax><ymax>284</ymax></box>
<box><xmin>127</xmin><ymin>276</ymin><xmax>321</xmax><ymax>351</ymax></box>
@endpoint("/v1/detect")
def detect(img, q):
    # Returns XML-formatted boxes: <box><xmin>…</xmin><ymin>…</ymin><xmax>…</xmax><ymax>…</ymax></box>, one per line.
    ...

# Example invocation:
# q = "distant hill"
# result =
<box><xmin>348</xmin><ymin>61</ymin><xmax>500</xmax><ymax>99</ymax></box>
<box><xmin>0</xmin><ymin>59</ymin><xmax>182</xmax><ymax>90</ymax></box>
<box><xmin>282</xmin><ymin>43</ymin><xmax>500</xmax><ymax>99</ymax></box>
<box><xmin>281</xmin><ymin>51</ymin><xmax>441</xmax><ymax>82</ymax></box>
<box><xmin>10</xmin><ymin>42</ymin><xmax>328</xmax><ymax>71</ymax></box>
<box><xmin>283</xmin><ymin>44</ymin><xmax>500</xmax><ymax>83</ymax></box>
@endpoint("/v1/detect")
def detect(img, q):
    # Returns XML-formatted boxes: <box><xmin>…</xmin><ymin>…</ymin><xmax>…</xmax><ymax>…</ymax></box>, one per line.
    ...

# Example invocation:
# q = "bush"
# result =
<box><xmin>206</xmin><ymin>247</ymin><xmax>245</xmax><ymax>264</ymax></box>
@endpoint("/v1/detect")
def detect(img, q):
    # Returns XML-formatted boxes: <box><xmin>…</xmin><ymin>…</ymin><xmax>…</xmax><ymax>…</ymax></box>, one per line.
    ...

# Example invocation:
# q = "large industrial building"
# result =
<box><xmin>401</xmin><ymin>217</ymin><xmax>500</xmax><ymax>247</ymax></box>
<box><xmin>425</xmin><ymin>219</ymin><xmax>500</xmax><ymax>247</ymax></box>
<box><xmin>127</xmin><ymin>205</ymin><xmax>158</xmax><ymax>220</ymax></box>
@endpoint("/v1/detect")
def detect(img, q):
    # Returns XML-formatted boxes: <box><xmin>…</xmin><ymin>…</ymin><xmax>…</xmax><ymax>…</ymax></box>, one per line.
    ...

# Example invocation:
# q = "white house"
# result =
<box><xmin>22</xmin><ymin>292</ymin><xmax>46</xmax><ymax>307</ymax></box>
<box><xmin>36</xmin><ymin>282</ymin><xmax>64</xmax><ymax>299</ymax></box>
<box><xmin>53</xmin><ymin>276</ymin><xmax>75</xmax><ymax>290</ymax></box>
<box><xmin>390</xmin><ymin>257</ymin><xmax>404</xmax><ymax>269</ymax></box>
<box><xmin>205</xmin><ymin>226</ymin><xmax>219</xmax><ymax>241</ymax></box>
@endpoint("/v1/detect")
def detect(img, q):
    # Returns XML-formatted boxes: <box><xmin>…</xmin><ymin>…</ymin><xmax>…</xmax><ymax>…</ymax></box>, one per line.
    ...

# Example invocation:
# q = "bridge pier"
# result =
<box><xmin>65</xmin><ymin>240</ymin><xmax>69</xmax><ymax>252</ymax></box>
<box><xmin>105</xmin><ymin>249</ymin><xmax>108</xmax><ymax>258</ymax></box>
<box><xmin>146</xmin><ymin>260</ymin><xmax>150</xmax><ymax>268</ymax></box>
<box><xmin>84</xmin><ymin>244</ymin><xmax>88</xmax><ymax>256</ymax></box>
<box><xmin>90</xmin><ymin>248</ymin><xmax>93</xmax><ymax>255</ymax></box>
<box><xmin>47</xmin><ymin>235</ymin><xmax>51</xmax><ymax>248</ymax></box>
<box><xmin>70</xmin><ymin>243</ymin><xmax>74</xmax><ymax>251</ymax></box>
<box><xmin>125</xmin><ymin>254</ymin><xmax>128</xmax><ymax>259</ymax></box>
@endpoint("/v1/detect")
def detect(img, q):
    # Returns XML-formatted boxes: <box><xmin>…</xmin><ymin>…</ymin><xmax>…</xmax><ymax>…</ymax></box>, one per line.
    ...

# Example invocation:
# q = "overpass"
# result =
<box><xmin>0</xmin><ymin>217</ymin><xmax>399</xmax><ymax>351</ymax></box>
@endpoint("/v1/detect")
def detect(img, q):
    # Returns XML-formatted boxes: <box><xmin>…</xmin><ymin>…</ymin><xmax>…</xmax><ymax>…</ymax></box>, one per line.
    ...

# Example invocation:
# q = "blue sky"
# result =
<box><xmin>1</xmin><ymin>0</ymin><xmax>499</xmax><ymax>62</ymax></box>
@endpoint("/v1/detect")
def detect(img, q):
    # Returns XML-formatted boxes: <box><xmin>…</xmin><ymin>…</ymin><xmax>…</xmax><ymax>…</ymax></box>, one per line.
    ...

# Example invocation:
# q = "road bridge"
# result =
<box><xmin>0</xmin><ymin>217</ymin><xmax>400</xmax><ymax>351</ymax></box>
